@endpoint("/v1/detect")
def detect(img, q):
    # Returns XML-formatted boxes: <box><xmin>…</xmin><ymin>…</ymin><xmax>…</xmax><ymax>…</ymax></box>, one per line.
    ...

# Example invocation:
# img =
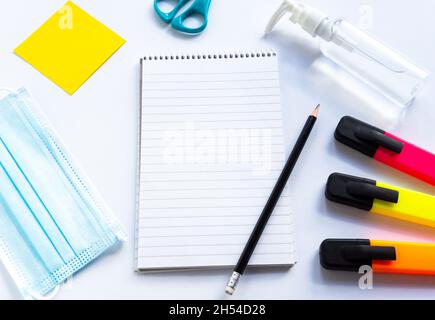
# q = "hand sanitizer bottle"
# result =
<box><xmin>266</xmin><ymin>0</ymin><xmax>429</xmax><ymax>109</ymax></box>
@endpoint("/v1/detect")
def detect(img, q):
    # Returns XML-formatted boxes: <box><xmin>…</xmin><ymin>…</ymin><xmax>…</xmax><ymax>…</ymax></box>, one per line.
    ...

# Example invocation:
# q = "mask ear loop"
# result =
<box><xmin>0</xmin><ymin>88</ymin><xmax>14</xmax><ymax>99</ymax></box>
<box><xmin>29</xmin><ymin>284</ymin><xmax>62</xmax><ymax>300</ymax></box>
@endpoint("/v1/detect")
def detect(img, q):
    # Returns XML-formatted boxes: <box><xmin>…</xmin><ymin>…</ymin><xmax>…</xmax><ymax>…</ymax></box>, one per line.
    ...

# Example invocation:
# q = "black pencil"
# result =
<box><xmin>225</xmin><ymin>105</ymin><xmax>320</xmax><ymax>295</ymax></box>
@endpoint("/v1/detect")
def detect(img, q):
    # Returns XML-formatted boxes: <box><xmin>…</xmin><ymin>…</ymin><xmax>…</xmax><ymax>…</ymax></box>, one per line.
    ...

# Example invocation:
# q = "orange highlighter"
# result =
<box><xmin>320</xmin><ymin>239</ymin><xmax>435</xmax><ymax>276</ymax></box>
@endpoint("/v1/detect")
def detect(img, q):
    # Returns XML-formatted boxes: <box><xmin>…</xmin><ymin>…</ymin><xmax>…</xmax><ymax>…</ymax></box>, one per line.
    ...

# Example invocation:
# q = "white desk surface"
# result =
<box><xmin>1</xmin><ymin>0</ymin><xmax>435</xmax><ymax>300</ymax></box>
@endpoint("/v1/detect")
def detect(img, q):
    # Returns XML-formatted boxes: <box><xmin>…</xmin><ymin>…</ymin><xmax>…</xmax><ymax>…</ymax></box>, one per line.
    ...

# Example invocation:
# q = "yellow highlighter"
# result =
<box><xmin>326</xmin><ymin>173</ymin><xmax>435</xmax><ymax>228</ymax></box>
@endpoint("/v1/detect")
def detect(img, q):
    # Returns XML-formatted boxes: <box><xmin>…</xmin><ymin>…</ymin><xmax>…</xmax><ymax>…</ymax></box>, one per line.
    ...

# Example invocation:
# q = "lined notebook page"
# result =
<box><xmin>136</xmin><ymin>51</ymin><xmax>296</xmax><ymax>271</ymax></box>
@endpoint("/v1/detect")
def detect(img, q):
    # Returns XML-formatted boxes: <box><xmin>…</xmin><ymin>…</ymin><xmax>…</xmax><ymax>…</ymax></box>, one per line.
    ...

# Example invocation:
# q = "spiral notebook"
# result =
<box><xmin>136</xmin><ymin>50</ymin><xmax>296</xmax><ymax>271</ymax></box>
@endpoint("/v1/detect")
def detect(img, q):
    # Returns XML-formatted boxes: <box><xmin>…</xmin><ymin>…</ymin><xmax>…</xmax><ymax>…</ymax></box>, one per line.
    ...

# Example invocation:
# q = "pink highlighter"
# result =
<box><xmin>335</xmin><ymin>116</ymin><xmax>435</xmax><ymax>186</ymax></box>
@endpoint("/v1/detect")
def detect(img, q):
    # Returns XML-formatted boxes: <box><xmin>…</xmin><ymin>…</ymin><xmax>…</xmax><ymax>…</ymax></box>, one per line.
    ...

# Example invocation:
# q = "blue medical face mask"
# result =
<box><xmin>0</xmin><ymin>88</ymin><xmax>126</xmax><ymax>299</ymax></box>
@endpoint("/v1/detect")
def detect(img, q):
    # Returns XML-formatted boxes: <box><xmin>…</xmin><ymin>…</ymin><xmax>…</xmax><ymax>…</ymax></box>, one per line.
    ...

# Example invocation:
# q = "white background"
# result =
<box><xmin>1</xmin><ymin>0</ymin><xmax>435</xmax><ymax>300</ymax></box>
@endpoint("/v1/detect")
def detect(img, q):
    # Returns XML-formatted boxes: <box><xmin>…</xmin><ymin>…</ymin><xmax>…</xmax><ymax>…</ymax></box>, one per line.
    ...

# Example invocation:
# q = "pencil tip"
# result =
<box><xmin>312</xmin><ymin>104</ymin><xmax>320</xmax><ymax>118</ymax></box>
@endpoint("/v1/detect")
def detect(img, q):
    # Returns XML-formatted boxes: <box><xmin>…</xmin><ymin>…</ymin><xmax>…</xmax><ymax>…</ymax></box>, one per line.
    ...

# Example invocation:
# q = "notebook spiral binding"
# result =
<box><xmin>142</xmin><ymin>50</ymin><xmax>277</xmax><ymax>61</ymax></box>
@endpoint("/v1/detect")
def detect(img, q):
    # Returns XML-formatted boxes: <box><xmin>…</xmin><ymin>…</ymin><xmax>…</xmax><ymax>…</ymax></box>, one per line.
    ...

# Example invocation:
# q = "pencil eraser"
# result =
<box><xmin>225</xmin><ymin>286</ymin><xmax>235</xmax><ymax>295</ymax></box>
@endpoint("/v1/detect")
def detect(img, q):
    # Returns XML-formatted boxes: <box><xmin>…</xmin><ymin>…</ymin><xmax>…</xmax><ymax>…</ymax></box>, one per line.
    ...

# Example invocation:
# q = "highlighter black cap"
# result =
<box><xmin>325</xmin><ymin>173</ymin><xmax>399</xmax><ymax>211</ymax></box>
<box><xmin>320</xmin><ymin>239</ymin><xmax>396</xmax><ymax>272</ymax></box>
<box><xmin>335</xmin><ymin>116</ymin><xmax>404</xmax><ymax>157</ymax></box>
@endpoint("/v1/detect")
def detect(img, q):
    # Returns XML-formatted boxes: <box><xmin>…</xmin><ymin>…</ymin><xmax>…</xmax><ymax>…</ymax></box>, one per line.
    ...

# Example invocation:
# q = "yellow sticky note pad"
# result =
<box><xmin>15</xmin><ymin>1</ymin><xmax>125</xmax><ymax>94</ymax></box>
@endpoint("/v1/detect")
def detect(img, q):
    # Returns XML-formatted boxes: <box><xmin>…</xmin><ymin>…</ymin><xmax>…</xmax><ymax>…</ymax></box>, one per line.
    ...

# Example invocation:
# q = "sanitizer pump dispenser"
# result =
<box><xmin>266</xmin><ymin>0</ymin><xmax>429</xmax><ymax>109</ymax></box>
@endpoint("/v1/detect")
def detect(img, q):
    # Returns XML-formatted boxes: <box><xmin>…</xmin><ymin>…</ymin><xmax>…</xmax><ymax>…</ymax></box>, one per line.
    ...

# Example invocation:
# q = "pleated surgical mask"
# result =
<box><xmin>0</xmin><ymin>88</ymin><xmax>126</xmax><ymax>299</ymax></box>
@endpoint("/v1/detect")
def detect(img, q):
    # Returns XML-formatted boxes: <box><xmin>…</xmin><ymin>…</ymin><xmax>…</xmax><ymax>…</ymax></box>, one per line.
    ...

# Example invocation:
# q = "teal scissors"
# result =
<box><xmin>154</xmin><ymin>0</ymin><xmax>212</xmax><ymax>34</ymax></box>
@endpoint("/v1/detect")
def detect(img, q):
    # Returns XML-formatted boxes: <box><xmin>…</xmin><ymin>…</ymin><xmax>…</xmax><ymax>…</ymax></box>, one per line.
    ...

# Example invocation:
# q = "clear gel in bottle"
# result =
<box><xmin>266</xmin><ymin>0</ymin><xmax>429</xmax><ymax>113</ymax></box>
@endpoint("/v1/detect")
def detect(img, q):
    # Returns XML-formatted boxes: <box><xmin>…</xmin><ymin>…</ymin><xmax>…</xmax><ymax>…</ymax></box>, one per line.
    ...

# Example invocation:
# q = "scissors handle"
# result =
<box><xmin>171</xmin><ymin>0</ymin><xmax>212</xmax><ymax>34</ymax></box>
<box><xmin>154</xmin><ymin>0</ymin><xmax>191</xmax><ymax>23</ymax></box>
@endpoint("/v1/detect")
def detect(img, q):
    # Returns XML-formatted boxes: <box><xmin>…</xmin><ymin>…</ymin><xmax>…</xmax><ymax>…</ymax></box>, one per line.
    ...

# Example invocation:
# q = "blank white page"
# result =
<box><xmin>136</xmin><ymin>51</ymin><xmax>296</xmax><ymax>271</ymax></box>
